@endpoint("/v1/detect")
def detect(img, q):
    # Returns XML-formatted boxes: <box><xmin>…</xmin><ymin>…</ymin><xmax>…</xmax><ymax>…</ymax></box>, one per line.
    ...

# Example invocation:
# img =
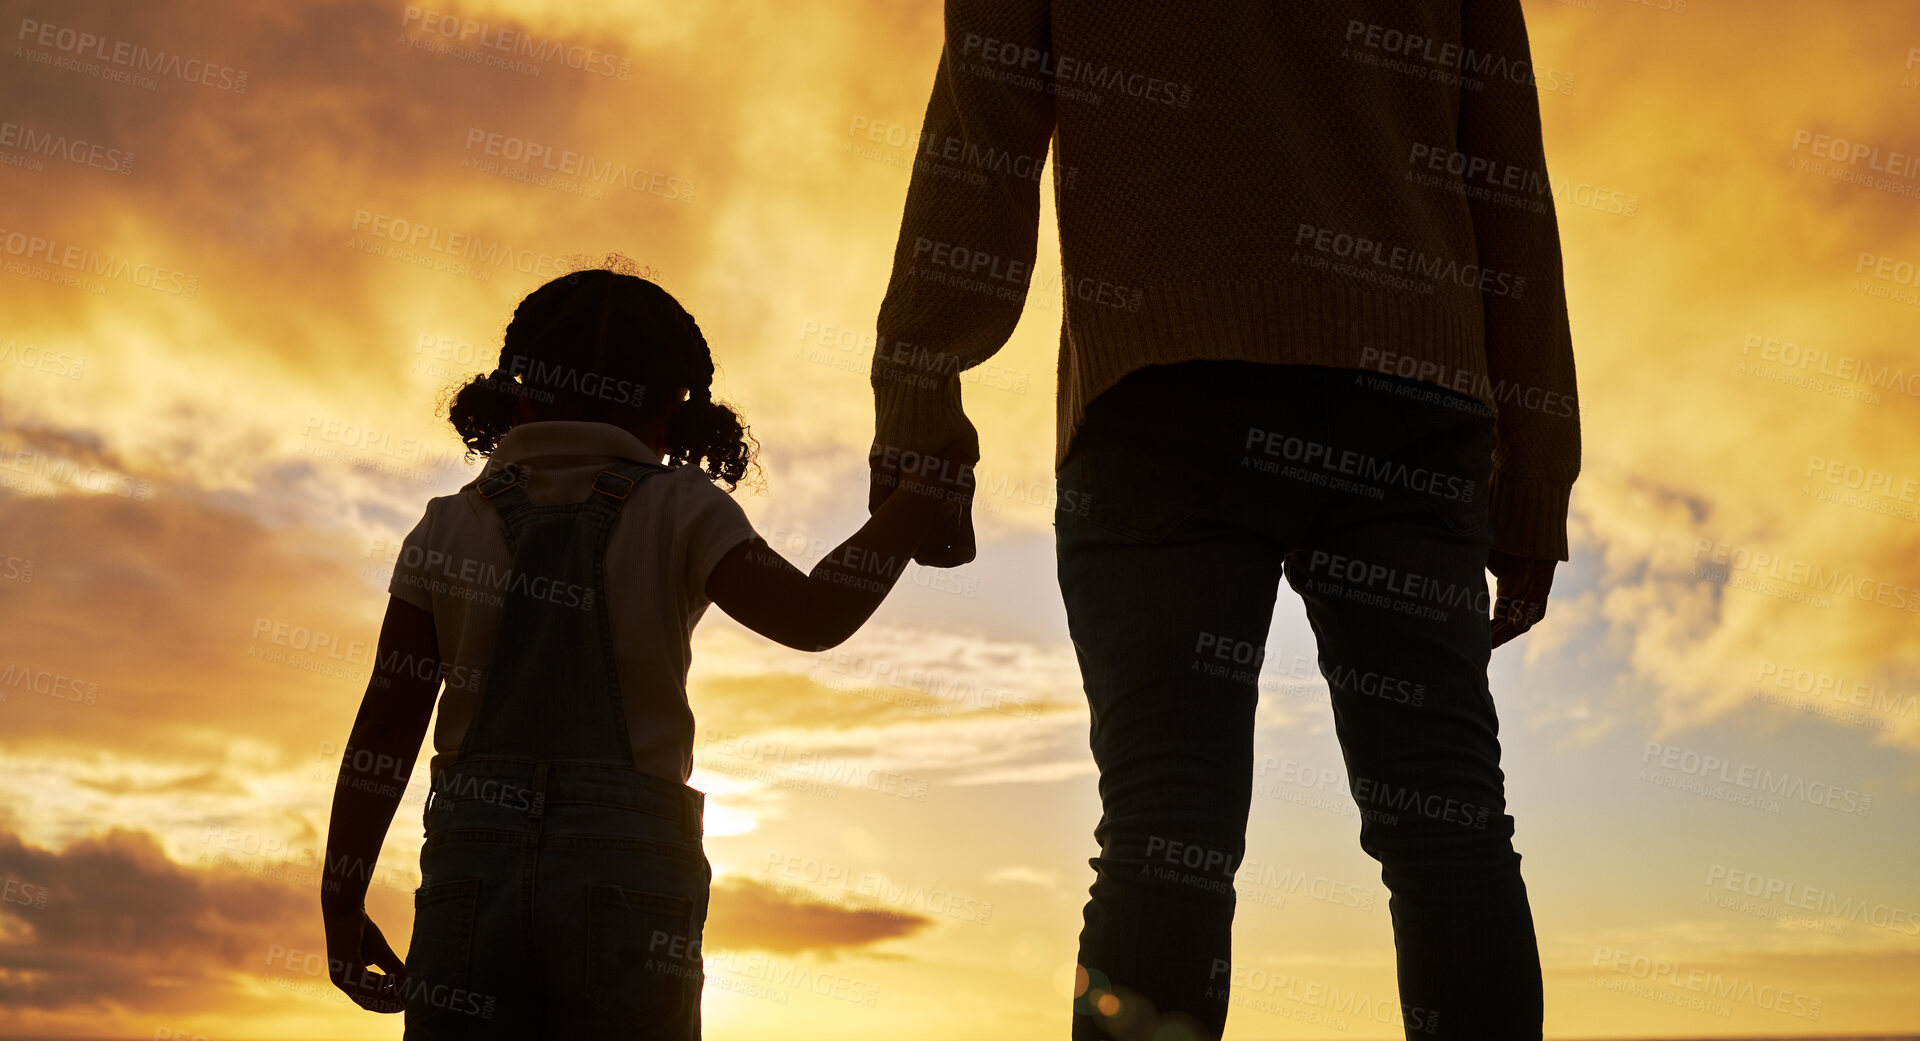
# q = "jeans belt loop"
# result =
<box><xmin>528</xmin><ymin>761</ymin><xmax>549</xmax><ymax>821</ymax></box>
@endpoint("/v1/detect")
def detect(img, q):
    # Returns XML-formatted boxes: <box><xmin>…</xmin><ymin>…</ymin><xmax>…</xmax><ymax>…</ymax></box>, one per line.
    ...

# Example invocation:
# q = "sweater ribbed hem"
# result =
<box><xmin>1059</xmin><ymin>277</ymin><xmax>1568</xmax><ymax>559</ymax></box>
<box><xmin>1059</xmin><ymin>278</ymin><xmax>1492</xmax><ymax>463</ymax></box>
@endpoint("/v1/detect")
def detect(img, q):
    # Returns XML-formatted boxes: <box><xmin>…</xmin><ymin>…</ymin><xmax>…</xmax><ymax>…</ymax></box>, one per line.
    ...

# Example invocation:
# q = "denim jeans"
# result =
<box><xmin>406</xmin><ymin>760</ymin><xmax>711</xmax><ymax>1037</ymax></box>
<box><xmin>403</xmin><ymin>458</ymin><xmax>713</xmax><ymax>1039</ymax></box>
<box><xmin>1058</xmin><ymin>362</ymin><xmax>1543</xmax><ymax>1041</ymax></box>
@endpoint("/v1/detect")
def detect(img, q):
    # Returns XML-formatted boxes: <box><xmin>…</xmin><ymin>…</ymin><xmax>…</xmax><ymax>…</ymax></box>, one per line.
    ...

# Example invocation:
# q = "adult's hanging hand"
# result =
<box><xmin>869</xmin><ymin>422</ymin><xmax>979</xmax><ymax>567</ymax></box>
<box><xmin>1487</xmin><ymin>547</ymin><xmax>1556</xmax><ymax>648</ymax></box>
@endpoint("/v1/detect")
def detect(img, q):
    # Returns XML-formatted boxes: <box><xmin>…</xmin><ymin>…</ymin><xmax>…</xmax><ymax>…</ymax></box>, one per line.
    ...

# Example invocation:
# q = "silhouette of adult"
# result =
<box><xmin>866</xmin><ymin>3</ymin><xmax>1578</xmax><ymax>1039</ymax></box>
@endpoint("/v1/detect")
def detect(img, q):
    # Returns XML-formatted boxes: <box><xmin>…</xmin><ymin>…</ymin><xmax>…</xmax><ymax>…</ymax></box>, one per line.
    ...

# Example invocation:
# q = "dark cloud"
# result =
<box><xmin>0</xmin><ymin>826</ymin><xmax>310</xmax><ymax>1011</ymax></box>
<box><xmin>0</xmin><ymin>824</ymin><xmax>928</xmax><ymax>1022</ymax></box>
<box><xmin>705</xmin><ymin>876</ymin><xmax>931</xmax><ymax>955</ymax></box>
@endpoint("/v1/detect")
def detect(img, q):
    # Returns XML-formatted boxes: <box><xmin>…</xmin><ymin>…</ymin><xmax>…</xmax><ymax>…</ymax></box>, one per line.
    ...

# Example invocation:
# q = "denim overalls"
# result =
<box><xmin>403</xmin><ymin>458</ymin><xmax>711</xmax><ymax>1039</ymax></box>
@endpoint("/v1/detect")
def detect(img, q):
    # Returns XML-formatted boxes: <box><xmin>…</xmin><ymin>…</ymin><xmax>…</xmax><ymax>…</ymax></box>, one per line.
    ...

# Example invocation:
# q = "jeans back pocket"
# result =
<box><xmin>1415</xmin><ymin>416</ymin><xmax>1495</xmax><ymax>539</ymax></box>
<box><xmin>1369</xmin><ymin>382</ymin><xmax>1496</xmax><ymax>540</ymax></box>
<box><xmin>405</xmin><ymin>876</ymin><xmax>482</xmax><ymax>1028</ymax></box>
<box><xmin>585</xmin><ymin>881</ymin><xmax>700</xmax><ymax>1030</ymax></box>
<box><xmin>1063</xmin><ymin>437</ymin><xmax>1224</xmax><ymax>545</ymax></box>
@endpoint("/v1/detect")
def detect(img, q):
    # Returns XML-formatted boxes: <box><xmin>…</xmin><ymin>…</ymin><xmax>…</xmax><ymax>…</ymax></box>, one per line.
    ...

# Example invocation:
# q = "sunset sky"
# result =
<box><xmin>1</xmin><ymin>0</ymin><xmax>1918</xmax><ymax>1037</ymax></box>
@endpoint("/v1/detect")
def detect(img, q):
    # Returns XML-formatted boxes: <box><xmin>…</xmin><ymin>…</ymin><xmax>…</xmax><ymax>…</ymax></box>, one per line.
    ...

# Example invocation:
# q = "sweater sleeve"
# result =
<box><xmin>1457</xmin><ymin>0</ymin><xmax>1582</xmax><ymax>561</ymax></box>
<box><xmin>870</xmin><ymin>0</ymin><xmax>1057</xmax><ymax>460</ymax></box>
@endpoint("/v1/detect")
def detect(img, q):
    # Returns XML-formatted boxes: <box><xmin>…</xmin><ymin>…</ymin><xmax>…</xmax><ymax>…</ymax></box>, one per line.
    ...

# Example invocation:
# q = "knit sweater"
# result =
<box><xmin>869</xmin><ymin>0</ymin><xmax>1581</xmax><ymax>560</ymax></box>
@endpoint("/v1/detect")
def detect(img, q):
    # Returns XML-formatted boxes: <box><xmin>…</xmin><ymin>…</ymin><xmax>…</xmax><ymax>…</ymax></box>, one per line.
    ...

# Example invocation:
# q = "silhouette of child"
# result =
<box><xmin>319</xmin><ymin>261</ymin><xmax>959</xmax><ymax>1038</ymax></box>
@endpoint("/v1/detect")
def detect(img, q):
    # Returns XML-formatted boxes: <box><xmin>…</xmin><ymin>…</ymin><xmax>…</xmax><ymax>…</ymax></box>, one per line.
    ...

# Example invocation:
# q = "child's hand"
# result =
<box><xmin>324</xmin><ymin>903</ymin><xmax>408</xmax><ymax>1013</ymax></box>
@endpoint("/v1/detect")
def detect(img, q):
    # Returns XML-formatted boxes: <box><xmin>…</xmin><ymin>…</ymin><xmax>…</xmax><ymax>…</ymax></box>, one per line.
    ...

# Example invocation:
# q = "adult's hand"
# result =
<box><xmin>869</xmin><ymin>424</ymin><xmax>979</xmax><ymax>567</ymax></box>
<box><xmin>1486</xmin><ymin>547</ymin><xmax>1556</xmax><ymax>648</ymax></box>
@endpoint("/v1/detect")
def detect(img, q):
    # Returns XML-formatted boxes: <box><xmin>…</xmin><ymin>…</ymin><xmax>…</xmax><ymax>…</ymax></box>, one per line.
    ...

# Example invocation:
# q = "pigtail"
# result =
<box><xmin>446</xmin><ymin>366</ymin><xmax>522</xmax><ymax>459</ymax></box>
<box><xmin>665</xmin><ymin>386</ymin><xmax>758</xmax><ymax>491</ymax></box>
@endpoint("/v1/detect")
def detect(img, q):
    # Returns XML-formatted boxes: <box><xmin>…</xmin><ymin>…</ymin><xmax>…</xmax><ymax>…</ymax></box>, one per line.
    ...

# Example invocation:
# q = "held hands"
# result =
<box><xmin>869</xmin><ymin>427</ymin><xmax>978</xmax><ymax>567</ymax></box>
<box><xmin>1486</xmin><ymin>548</ymin><xmax>1557</xmax><ymax>648</ymax></box>
<box><xmin>323</xmin><ymin>902</ymin><xmax>408</xmax><ymax>1014</ymax></box>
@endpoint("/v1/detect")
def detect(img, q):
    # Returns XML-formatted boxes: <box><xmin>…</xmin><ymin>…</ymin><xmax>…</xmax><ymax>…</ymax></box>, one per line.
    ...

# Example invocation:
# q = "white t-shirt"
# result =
<box><xmin>385</xmin><ymin>420</ymin><xmax>759</xmax><ymax>783</ymax></box>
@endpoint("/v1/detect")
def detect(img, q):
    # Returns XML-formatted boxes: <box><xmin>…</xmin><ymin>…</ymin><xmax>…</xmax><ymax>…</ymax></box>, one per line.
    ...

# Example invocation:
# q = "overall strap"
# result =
<box><xmin>450</xmin><ymin>455</ymin><xmax>671</xmax><ymax>770</ymax></box>
<box><xmin>474</xmin><ymin>461</ymin><xmax>535</xmax><ymax>516</ymax></box>
<box><xmin>582</xmin><ymin>457</ymin><xmax>669</xmax><ymax>514</ymax></box>
<box><xmin>474</xmin><ymin>458</ymin><xmax>668</xmax><ymax>540</ymax></box>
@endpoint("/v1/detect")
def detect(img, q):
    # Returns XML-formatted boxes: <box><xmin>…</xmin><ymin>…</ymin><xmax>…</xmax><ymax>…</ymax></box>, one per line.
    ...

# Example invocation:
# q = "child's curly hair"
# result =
<box><xmin>444</xmin><ymin>256</ymin><xmax>758</xmax><ymax>490</ymax></box>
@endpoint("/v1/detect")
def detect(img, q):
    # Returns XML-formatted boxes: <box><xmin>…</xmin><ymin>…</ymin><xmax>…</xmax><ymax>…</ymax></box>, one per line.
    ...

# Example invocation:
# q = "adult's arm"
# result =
<box><xmin>868</xmin><ymin>0</ymin><xmax>1058</xmax><ymax>565</ymax></box>
<box><xmin>1457</xmin><ymin>0</ymin><xmax>1582</xmax><ymax>563</ymax></box>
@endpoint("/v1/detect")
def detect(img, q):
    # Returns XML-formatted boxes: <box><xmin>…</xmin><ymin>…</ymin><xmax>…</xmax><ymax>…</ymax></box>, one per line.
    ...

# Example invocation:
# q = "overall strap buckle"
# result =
<box><xmin>586</xmin><ymin>458</ymin><xmax>667</xmax><ymax>509</ymax></box>
<box><xmin>477</xmin><ymin>462</ymin><xmax>527</xmax><ymax>500</ymax></box>
<box><xmin>592</xmin><ymin>469</ymin><xmax>637</xmax><ymax>500</ymax></box>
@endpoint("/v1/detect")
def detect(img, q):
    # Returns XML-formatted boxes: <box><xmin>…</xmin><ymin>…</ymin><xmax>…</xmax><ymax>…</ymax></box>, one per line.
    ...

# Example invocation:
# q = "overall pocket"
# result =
<box><xmin>584</xmin><ymin>881</ymin><xmax>700</xmax><ymax>1027</ymax></box>
<box><xmin>404</xmin><ymin>876</ymin><xmax>482</xmax><ymax>1027</ymax></box>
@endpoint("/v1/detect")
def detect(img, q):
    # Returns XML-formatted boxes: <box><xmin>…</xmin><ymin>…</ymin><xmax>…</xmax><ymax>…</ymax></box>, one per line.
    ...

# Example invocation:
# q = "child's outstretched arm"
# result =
<box><xmin>707</xmin><ymin>445</ymin><xmax>963</xmax><ymax>651</ymax></box>
<box><xmin>320</xmin><ymin>595</ymin><xmax>441</xmax><ymax>1013</ymax></box>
